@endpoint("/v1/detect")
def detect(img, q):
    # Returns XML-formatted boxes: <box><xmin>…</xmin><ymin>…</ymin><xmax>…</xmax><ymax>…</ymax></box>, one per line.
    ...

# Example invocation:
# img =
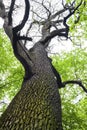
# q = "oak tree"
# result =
<box><xmin>0</xmin><ymin>0</ymin><xmax>86</xmax><ymax>129</ymax></box>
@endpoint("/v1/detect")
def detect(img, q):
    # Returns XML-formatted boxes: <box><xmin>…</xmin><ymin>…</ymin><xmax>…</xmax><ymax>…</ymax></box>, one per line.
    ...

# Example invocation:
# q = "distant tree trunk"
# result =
<box><xmin>0</xmin><ymin>0</ymin><xmax>85</xmax><ymax>130</ymax></box>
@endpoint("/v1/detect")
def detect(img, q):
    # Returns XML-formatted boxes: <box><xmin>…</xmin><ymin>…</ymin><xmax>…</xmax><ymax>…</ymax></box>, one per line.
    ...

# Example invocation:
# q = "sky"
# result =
<box><xmin>0</xmin><ymin>18</ymin><xmax>4</xmax><ymax>28</ymax></box>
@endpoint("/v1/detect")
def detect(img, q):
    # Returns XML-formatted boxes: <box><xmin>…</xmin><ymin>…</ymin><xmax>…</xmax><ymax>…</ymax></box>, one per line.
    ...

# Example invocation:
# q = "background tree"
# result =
<box><xmin>0</xmin><ymin>0</ymin><xmax>87</xmax><ymax>129</ymax></box>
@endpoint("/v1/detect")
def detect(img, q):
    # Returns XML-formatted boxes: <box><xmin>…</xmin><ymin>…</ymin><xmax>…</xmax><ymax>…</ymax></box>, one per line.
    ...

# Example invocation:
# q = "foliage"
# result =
<box><xmin>67</xmin><ymin>0</ymin><xmax>87</xmax><ymax>44</ymax></box>
<box><xmin>52</xmin><ymin>49</ymin><xmax>87</xmax><ymax>82</ymax></box>
<box><xmin>52</xmin><ymin>49</ymin><xmax>87</xmax><ymax>129</ymax></box>
<box><xmin>0</xmin><ymin>29</ymin><xmax>24</xmax><ymax>113</ymax></box>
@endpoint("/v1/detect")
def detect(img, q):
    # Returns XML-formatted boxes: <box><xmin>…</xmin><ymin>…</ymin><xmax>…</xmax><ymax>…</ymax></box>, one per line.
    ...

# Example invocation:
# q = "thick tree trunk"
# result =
<box><xmin>0</xmin><ymin>1</ymin><xmax>64</xmax><ymax>129</ymax></box>
<box><xmin>0</xmin><ymin>43</ymin><xmax>63</xmax><ymax>130</ymax></box>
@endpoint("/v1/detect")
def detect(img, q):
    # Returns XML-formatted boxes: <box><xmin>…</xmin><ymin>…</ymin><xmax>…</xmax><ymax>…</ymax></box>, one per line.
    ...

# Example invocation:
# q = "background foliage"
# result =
<box><xmin>67</xmin><ymin>0</ymin><xmax>87</xmax><ymax>46</ymax></box>
<box><xmin>0</xmin><ymin>29</ymin><xmax>24</xmax><ymax>113</ymax></box>
<box><xmin>52</xmin><ymin>50</ymin><xmax>87</xmax><ymax>129</ymax></box>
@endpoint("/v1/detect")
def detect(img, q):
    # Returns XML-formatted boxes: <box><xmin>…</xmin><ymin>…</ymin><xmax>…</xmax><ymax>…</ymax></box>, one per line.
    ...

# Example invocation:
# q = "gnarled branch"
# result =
<box><xmin>4</xmin><ymin>0</ymin><xmax>33</xmax><ymax>80</ymax></box>
<box><xmin>39</xmin><ymin>0</ymin><xmax>83</xmax><ymax>46</ymax></box>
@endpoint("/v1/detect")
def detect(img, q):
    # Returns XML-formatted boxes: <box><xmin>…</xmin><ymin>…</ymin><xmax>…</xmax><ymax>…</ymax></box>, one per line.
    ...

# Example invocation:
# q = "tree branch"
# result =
<box><xmin>32</xmin><ymin>0</ymin><xmax>51</xmax><ymax>18</ymax></box>
<box><xmin>50</xmin><ymin>62</ymin><xmax>87</xmax><ymax>93</ymax></box>
<box><xmin>62</xmin><ymin>80</ymin><xmax>87</xmax><ymax>93</ymax></box>
<box><xmin>6</xmin><ymin>0</ymin><xmax>33</xmax><ymax>80</ymax></box>
<box><xmin>50</xmin><ymin>8</ymin><xmax>67</xmax><ymax>20</ymax></box>
<box><xmin>17</xmin><ymin>35</ymin><xmax>32</xmax><ymax>41</ymax></box>
<box><xmin>8</xmin><ymin>0</ymin><xmax>16</xmax><ymax>26</ymax></box>
<box><xmin>31</xmin><ymin>9</ymin><xmax>46</xmax><ymax>20</ymax></box>
<box><xmin>40</xmin><ymin>28</ymin><xmax>67</xmax><ymax>45</ymax></box>
<box><xmin>63</xmin><ymin>0</ymin><xmax>83</xmax><ymax>38</ymax></box>
<box><xmin>13</xmin><ymin>0</ymin><xmax>30</xmax><ymax>33</ymax></box>
<box><xmin>0</xmin><ymin>0</ymin><xmax>5</xmax><ymax>18</ymax></box>
<box><xmin>41</xmin><ymin>0</ymin><xmax>51</xmax><ymax>18</ymax></box>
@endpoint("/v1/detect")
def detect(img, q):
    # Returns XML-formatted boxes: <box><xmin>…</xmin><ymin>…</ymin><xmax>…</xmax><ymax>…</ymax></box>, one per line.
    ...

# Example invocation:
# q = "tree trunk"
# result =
<box><xmin>0</xmin><ymin>0</ymin><xmax>64</xmax><ymax>129</ymax></box>
<box><xmin>0</xmin><ymin>42</ymin><xmax>63</xmax><ymax>130</ymax></box>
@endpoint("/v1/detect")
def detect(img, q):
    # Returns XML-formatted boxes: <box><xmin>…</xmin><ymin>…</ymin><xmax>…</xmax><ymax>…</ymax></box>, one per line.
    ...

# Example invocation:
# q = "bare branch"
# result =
<box><xmin>42</xmin><ymin>0</ymin><xmax>51</xmax><ymax>18</ymax></box>
<box><xmin>32</xmin><ymin>0</ymin><xmax>51</xmax><ymax>17</ymax></box>
<box><xmin>13</xmin><ymin>0</ymin><xmax>30</xmax><ymax>33</ymax></box>
<box><xmin>31</xmin><ymin>9</ymin><xmax>46</xmax><ymax>20</ymax></box>
<box><xmin>8</xmin><ymin>0</ymin><xmax>16</xmax><ymax>26</ymax></box>
<box><xmin>17</xmin><ymin>35</ymin><xmax>32</xmax><ymax>41</ymax></box>
<box><xmin>62</xmin><ymin>0</ymin><xmax>75</xmax><ymax>9</ymax></box>
<box><xmin>0</xmin><ymin>101</ymin><xmax>8</xmax><ymax>105</ymax></box>
<box><xmin>40</xmin><ymin>28</ymin><xmax>67</xmax><ymax>45</ymax></box>
<box><xmin>50</xmin><ymin>8</ymin><xmax>67</xmax><ymax>20</ymax></box>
